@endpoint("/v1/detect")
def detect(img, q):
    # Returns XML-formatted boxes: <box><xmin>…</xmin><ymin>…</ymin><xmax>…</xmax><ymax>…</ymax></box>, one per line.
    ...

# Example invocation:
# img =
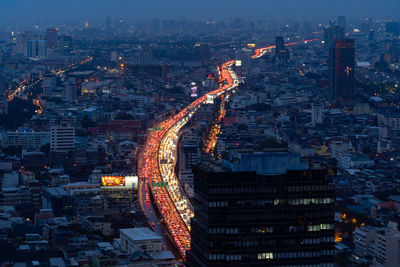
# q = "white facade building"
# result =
<box><xmin>311</xmin><ymin>103</ymin><xmax>324</xmax><ymax>126</ymax></box>
<box><xmin>50</xmin><ymin>124</ymin><xmax>75</xmax><ymax>152</ymax></box>
<box><xmin>120</xmin><ymin>227</ymin><xmax>163</xmax><ymax>255</ymax></box>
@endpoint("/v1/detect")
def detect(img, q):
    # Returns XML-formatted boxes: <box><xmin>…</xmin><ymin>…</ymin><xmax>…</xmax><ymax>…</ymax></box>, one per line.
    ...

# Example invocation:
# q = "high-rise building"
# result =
<box><xmin>27</xmin><ymin>39</ymin><xmax>47</xmax><ymax>58</ymax></box>
<box><xmin>368</xmin><ymin>30</ymin><xmax>375</xmax><ymax>41</ymax></box>
<box><xmin>354</xmin><ymin>222</ymin><xmax>400</xmax><ymax>267</ymax></box>
<box><xmin>329</xmin><ymin>39</ymin><xmax>355</xmax><ymax>101</ymax></box>
<box><xmin>275</xmin><ymin>36</ymin><xmax>285</xmax><ymax>53</ymax></box>
<box><xmin>386</xmin><ymin>21</ymin><xmax>400</xmax><ymax>35</ymax></box>
<box><xmin>105</xmin><ymin>16</ymin><xmax>112</xmax><ymax>32</ymax></box>
<box><xmin>275</xmin><ymin>36</ymin><xmax>289</xmax><ymax>67</ymax></box>
<box><xmin>139</xmin><ymin>47</ymin><xmax>153</xmax><ymax>65</ymax></box>
<box><xmin>65</xmin><ymin>77</ymin><xmax>77</xmax><ymax>102</ymax></box>
<box><xmin>302</xmin><ymin>21</ymin><xmax>312</xmax><ymax>34</ymax></box>
<box><xmin>373</xmin><ymin>222</ymin><xmax>400</xmax><ymax>267</ymax></box>
<box><xmin>50</xmin><ymin>124</ymin><xmax>75</xmax><ymax>152</ymax></box>
<box><xmin>60</xmin><ymin>35</ymin><xmax>73</xmax><ymax>52</ymax></box>
<box><xmin>188</xmin><ymin>150</ymin><xmax>335</xmax><ymax>266</ymax></box>
<box><xmin>46</xmin><ymin>28</ymin><xmax>59</xmax><ymax>48</ymax></box>
<box><xmin>196</xmin><ymin>43</ymin><xmax>210</xmax><ymax>66</ymax></box>
<box><xmin>337</xmin><ymin>16</ymin><xmax>347</xmax><ymax>31</ymax></box>
<box><xmin>323</xmin><ymin>26</ymin><xmax>345</xmax><ymax>47</ymax></box>
<box><xmin>16</xmin><ymin>31</ymin><xmax>36</xmax><ymax>56</ymax></box>
<box><xmin>311</xmin><ymin>103</ymin><xmax>324</xmax><ymax>126</ymax></box>
<box><xmin>0</xmin><ymin>75</ymin><xmax>6</xmax><ymax>96</ymax></box>
<box><xmin>43</xmin><ymin>75</ymin><xmax>56</xmax><ymax>98</ymax></box>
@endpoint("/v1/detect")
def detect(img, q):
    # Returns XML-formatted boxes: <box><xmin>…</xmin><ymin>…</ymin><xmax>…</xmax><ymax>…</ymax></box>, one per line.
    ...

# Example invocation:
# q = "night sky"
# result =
<box><xmin>0</xmin><ymin>0</ymin><xmax>399</xmax><ymax>26</ymax></box>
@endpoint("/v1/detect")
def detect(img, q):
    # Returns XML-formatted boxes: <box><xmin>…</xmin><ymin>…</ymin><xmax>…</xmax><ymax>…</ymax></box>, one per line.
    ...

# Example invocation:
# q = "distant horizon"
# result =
<box><xmin>1</xmin><ymin>0</ymin><xmax>399</xmax><ymax>28</ymax></box>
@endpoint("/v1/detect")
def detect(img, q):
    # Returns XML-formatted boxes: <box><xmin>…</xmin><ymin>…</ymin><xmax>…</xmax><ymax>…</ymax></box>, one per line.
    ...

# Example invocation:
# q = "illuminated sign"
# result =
<box><xmin>101</xmin><ymin>175</ymin><xmax>138</xmax><ymax>189</ymax></box>
<box><xmin>191</xmin><ymin>93</ymin><xmax>198</xmax><ymax>97</ymax></box>
<box><xmin>191</xmin><ymin>82</ymin><xmax>196</xmax><ymax>86</ymax></box>
<box><xmin>206</xmin><ymin>95</ymin><xmax>214</xmax><ymax>104</ymax></box>
<box><xmin>191</xmin><ymin>86</ymin><xmax>198</xmax><ymax>93</ymax></box>
<box><xmin>247</xmin><ymin>43</ymin><xmax>256</xmax><ymax>48</ymax></box>
<box><xmin>102</xmin><ymin>176</ymin><xmax>125</xmax><ymax>187</ymax></box>
<box><xmin>207</xmin><ymin>74</ymin><xmax>214</xmax><ymax>80</ymax></box>
<box><xmin>152</xmin><ymin>182</ymin><xmax>168</xmax><ymax>187</ymax></box>
<box><xmin>235</xmin><ymin>60</ymin><xmax>242</xmax><ymax>66</ymax></box>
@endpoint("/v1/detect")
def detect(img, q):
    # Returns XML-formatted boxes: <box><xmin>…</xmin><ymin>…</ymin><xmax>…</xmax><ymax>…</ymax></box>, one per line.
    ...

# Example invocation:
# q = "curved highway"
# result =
<box><xmin>140</xmin><ymin>60</ymin><xmax>240</xmax><ymax>259</ymax></box>
<box><xmin>139</xmin><ymin>39</ymin><xmax>320</xmax><ymax>260</ymax></box>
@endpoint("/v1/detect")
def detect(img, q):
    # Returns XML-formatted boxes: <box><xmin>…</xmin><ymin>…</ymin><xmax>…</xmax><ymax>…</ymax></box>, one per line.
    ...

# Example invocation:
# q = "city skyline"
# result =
<box><xmin>0</xmin><ymin>0</ymin><xmax>400</xmax><ymax>27</ymax></box>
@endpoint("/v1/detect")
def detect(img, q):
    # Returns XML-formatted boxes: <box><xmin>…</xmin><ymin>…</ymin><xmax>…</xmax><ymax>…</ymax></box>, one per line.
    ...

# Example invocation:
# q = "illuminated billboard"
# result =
<box><xmin>101</xmin><ymin>175</ymin><xmax>138</xmax><ymax>189</ymax></box>
<box><xmin>206</xmin><ymin>95</ymin><xmax>214</xmax><ymax>104</ymax></box>
<box><xmin>207</xmin><ymin>74</ymin><xmax>214</xmax><ymax>80</ymax></box>
<box><xmin>247</xmin><ymin>43</ymin><xmax>256</xmax><ymax>48</ymax></box>
<box><xmin>235</xmin><ymin>60</ymin><xmax>242</xmax><ymax>66</ymax></box>
<box><xmin>102</xmin><ymin>176</ymin><xmax>125</xmax><ymax>187</ymax></box>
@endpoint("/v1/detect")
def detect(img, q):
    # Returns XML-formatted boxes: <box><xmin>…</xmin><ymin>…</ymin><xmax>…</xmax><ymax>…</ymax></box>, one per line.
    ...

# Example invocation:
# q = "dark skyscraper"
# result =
<box><xmin>329</xmin><ymin>39</ymin><xmax>355</xmax><ymax>101</ymax></box>
<box><xmin>46</xmin><ymin>28</ymin><xmax>58</xmax><ymax>48</ymax></box>
<box><xmin>105</xmin><ymin>16</ymin><xmax>112</xmax><ymax>31</ymax></box>
<box><xmin>323</xmin><ymin>25</ymin><xmax>345</xmax><ymax>47</ymax></box>
<box><xmin>337</xmin><ymin>16</ymin><xmax>346</xmax><ymax>31</ymax></box>
<box><xmin>275</xmin><ymin>36</ymin><xmax>289</xmax><ymax>67</ymax></box>
<box><xmin>188</xmin><ymin>151</ymin><xmax>335</xmax><ymax>266</ymax></box>
<box><xmin>368</xmin><ymin>29</ymin><xmax>375</xmax><ymax>41</ymax></box>
<box><xmin>275</xmin><ymin>36</ymin><xmax>285</xmax><ymax>53</ymax></box>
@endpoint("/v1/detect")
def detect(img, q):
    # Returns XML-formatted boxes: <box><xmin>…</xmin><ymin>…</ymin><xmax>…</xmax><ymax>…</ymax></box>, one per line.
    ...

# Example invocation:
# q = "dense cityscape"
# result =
<box><xmin>0</xmin><ymin>1</ymin><xmax>400</xmax><ymax>266</ymax></box>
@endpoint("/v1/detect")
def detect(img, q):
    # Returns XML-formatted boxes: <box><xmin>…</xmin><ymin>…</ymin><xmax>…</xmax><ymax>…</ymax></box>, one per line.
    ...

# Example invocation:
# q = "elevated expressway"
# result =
<box><xmin>139</xmin><ymin>39</ymin><xmax>320</xmax><ymax>259</ymax></box>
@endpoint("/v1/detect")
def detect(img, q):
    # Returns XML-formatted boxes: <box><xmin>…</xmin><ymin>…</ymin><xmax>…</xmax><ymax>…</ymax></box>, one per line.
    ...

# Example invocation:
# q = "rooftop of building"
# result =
<box><xmin>219</xmin><ymin>149</ymin><xmax>309</xmax><ymax>175</ymax></box>
<box><xmin>120</xmin><ymin>227</ymin><xmax>162</xmax><ymax>242</ymax></box>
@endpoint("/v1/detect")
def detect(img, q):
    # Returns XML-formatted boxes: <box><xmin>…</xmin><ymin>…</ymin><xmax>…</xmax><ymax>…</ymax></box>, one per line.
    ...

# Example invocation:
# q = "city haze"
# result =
<box><xmin>1</xmin><ymin>0</ymin><xmax>399</xmax><ymax>27</ymax></box>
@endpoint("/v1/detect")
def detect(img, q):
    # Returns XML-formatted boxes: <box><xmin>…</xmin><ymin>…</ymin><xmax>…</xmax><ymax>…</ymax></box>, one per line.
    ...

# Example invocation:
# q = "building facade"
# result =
<box><xmin>188</xmin><ymin>151</ymin><xmax>335</xmax><ymax>266</ymax></box>
<box><xmin>329</xmin><ymin>39</ymin><xmax>355</xmax><ymax>101</ymax></box>
<box><xmin>50</xmin><ymin>124</ymin><xmax>75</xmax><ymax>152</ymax></box>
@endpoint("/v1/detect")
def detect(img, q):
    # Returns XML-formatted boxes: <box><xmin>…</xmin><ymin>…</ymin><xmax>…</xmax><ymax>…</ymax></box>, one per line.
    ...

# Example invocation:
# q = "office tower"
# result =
<box><xmin>16</xmin><ymin>31</ymin><xmax>35</xmax><ymax>55</ymax></box>
<box><xmin>178</xmin><ymin>143</ymin><xmax>199</xmax><ymax>171</ymax></box>
<box><xmin>152</xmin><ymin>19</ymin><xmax>161</xmax><ymax>34</ymax></box>
<box><xmin>372</xmin><ymin>222</ymin><xmax>400</xmax><ymax>267</ymax></box>
<box><xmin>43</xmin><ymin>75</ymin><xmax>56</xmax><ymax>98</ymax></box>
<box><xmin>275</xmin><ymin>36</ymin><xmax>285</xmax><ymax>53</ymax></box>
<box><xmin>139</xmin><ymin>47</ymin><xmax>153</xmax><ymax>65</ymax></box>
<box><xmin>323</xmin><ymin>26</ymin><xmax>345</xmax><ymax>47</ymax></box>
<box><xmin>275</xmin><ymin>36</ymin><xmax>289</xmax><ymax>67</ymax></box>
<box><xmin>368</xmin><ymin>30</ymin><xmax>375</xmax><ymax>41</ymax></box>
<box><xmin>196</xmin><ymin>43</ymin><xmax>210</xmax><ymax>66</ymax></box>
<box><xmin>27</xmin><ymin>39</ymin><xmax>47</xmax><ymax>58</ymax></box>
<box><xmin>353</xmin><ymin>222</ymin><xmax>400</xmax><ymax>266</ymax></box>
<box><xmin>60</xmin><ymin>35</ymin><xmax>73</xmax><ymax>52</ymax></box>
<box><xmin>235</xmin><ymin>49</ymin><xmax>252</xmax><ymax>67</ymax></box>
<box><xmin>361</xmin><ymin>22</ymin><xmax>371</xmax><ymax>34</ymax></box>
<box><xmin>65</xmin><ymin>77</ymin><xmax>77</xmax><ymax>102</ymax></box>
<box><xmin>50</xmin><ymin>124</ymin><xmax>75</xmax><ymax>153</ymax></box>
<box><xmin>302</xmin><ymin>21</ymin><xmax>312</xmax><ymax>34</ymax></box>
<box><xmin>337</xmin><ymin>16</ymin><xmax>346</xmax><ymax>31</ymax></box>
<box><xmin>311</xmin><ymin>103</ymin><xmax>324</xmax><ymax>126</ymax></box>
<box><xmin>329</xmin><ymin>39</ymin><xmax>355</xmax><ymax>101</ymax></box>
<box><xmin>46</xmin><ymin>28</ymin><xmax>58</xmax><ymax>48</ymax></box>
<box><xmin>105</xmin><ymin>16</ymin><xmax>112</xmax><ymax>31</ymax></box>
<box><xmin>0</xmin><ymin>100</ymin><xmax>7</xmax><ymax>115</ymax></box>
<box><xmin>385</xmin><ymin>21</ymin><xmax>400</xmax><ymax>35</ymax></box>
<box><xmin>188</xmin><ymin>151</ymin><xmax>335</xmax><ymax>266</ymax></box>
<box><xmin>0</xmin><ymin>75</ymin><xmax>6</xmax><ymax>96</ymax></box>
